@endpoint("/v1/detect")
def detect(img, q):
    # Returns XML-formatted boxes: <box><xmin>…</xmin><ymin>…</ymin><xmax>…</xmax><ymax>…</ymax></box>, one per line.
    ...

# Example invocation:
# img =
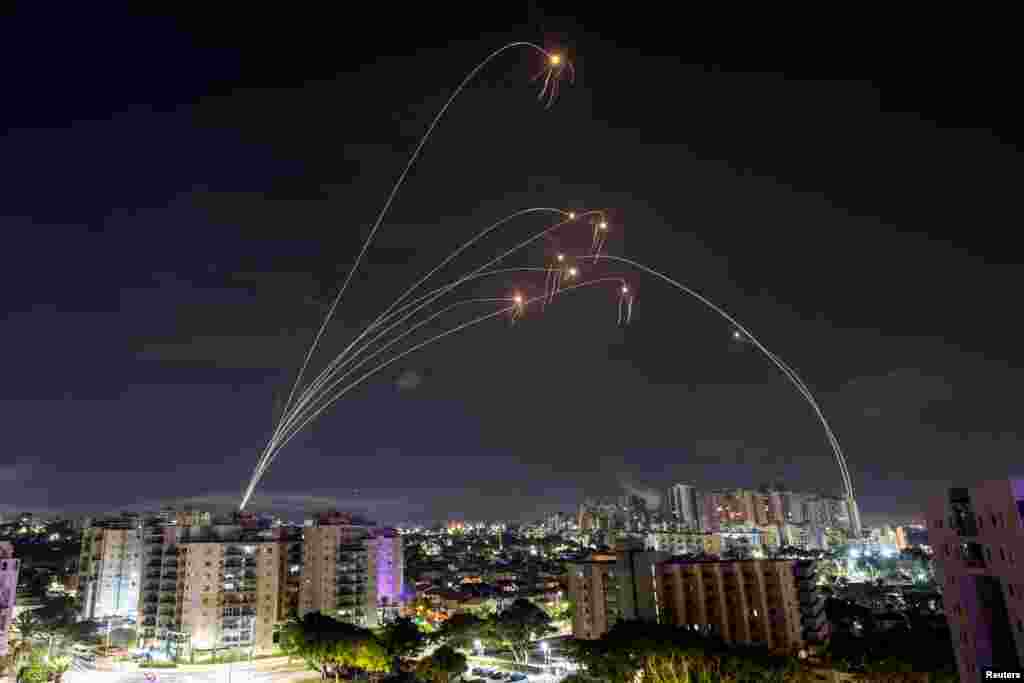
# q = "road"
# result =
<box><xmin>65</xmin><ymin>661</ymin><xmax>311</xmax><ymax>683</ymax></box>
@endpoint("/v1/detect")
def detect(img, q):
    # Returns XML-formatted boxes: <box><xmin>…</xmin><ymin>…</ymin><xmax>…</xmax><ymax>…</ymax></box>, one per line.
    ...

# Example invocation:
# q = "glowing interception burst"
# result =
<box><xmin>533</xmin><ymin>52</ymin><xmax>576</xmax><ymax>109</ymax></box>
<box><xmin>618</xmin><ymin>284</ymin><xmax>634</xmax><ymax>326</ymax></box>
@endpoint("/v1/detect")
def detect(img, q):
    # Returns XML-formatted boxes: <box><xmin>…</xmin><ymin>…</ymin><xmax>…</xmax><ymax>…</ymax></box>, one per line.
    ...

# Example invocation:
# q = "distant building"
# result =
<box><xmin>645</xmin><ymin>530</ymin><xmax>721</xmax><ymax>556</ymax></box>
<box><xmin>655</xmin><ymin>558</ymin><xmax>807</xmax><ymax>654</ymax></box>
<box><xmin>895</xmin><ymin>524</ymin><xmax>929</xmax><ymax>550</ymax></box>
<box><xmin>666</xmin><ymin>484</ymin><xmax>702</xmax><ymax>530</ymax></box>
<box><xmin>79</xmin><ymin>514</ymin><xmax>142</xmax><ymax>621</ymax></box>
<box><xmin>928</xmin><ymin>480</ymin><xmax>1024</xmax><ymax>680</ymax></box>
<box><xmin>0</xmin><ymin>542</ymin><xmax>19</xmax><ymax>657</ymax></box>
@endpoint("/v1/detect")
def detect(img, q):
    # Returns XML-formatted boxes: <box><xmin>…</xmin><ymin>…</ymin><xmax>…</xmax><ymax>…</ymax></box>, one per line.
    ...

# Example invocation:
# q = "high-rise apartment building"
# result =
<box><xmin>79</xmin><ymin>515</ymin><xmax>142</xmax><ymax>620</ymax></box>
<box><xmin>928</xmin><ymin>480</ymin><xmax>1024</xmax><ymax>680</ymax></box>
<box><xmin>299</xmin><ymin>512</ymin><xmax>404</xmax><ymax>628</ymax></box>
<box><xmin>616</xmin><ymin>539</ymin><xmax>669</xmax><ymax>622</ymax></box>
<box><xmin>176</xmin><ymin>522</ymin><xmax>282</xmax><ymax>656</ymax></box>
<box><xmin>666</xmin><ymin>484</ymin><xmax>702</xmax><ymax>530</ymax></box>
<box><xmin>138</xmin><ymin>512</ymin><xmax>181</xmax><ymax>651</ymax></box>
<box><xmin>655</xmin><ymin>559</ymin><xmax>807</xmax><ymax>653</ymax></box>
<box><xmin>566</xmin><ymin>552</ymin><xmax>619</xmax><ymax>640</ymax></box>
<box><xmin>138</xmin><ymin>510</ymin><xmax>289</xmax><ymax>657</ymax></box>
<box><xmin>794</xmin><ymin>559</ymin><xmax>829</xmax><ymax>644</ymax></box>
<box><xmin>278</xmin><ymin>527</ymin><xmax>304</xmax><ymax>622</ymax></box>
<box><xmin>751</xmin><ymin>490</ymin><xmax>783</xmax><ymax>527</ymax></box>
<box><xmin>703</xmin><ymin>489</ymin><xmax>758</xmax><ymax>532</ymax></box>
<box><xmin>367</xmin><ymin>529</ymin><xmax>403</xmax><ymax>623</ymax></box>
<box><xmin>0</xmin><ymin>542</ymin><xmax>19</xmax><ymax>657</ymax></box>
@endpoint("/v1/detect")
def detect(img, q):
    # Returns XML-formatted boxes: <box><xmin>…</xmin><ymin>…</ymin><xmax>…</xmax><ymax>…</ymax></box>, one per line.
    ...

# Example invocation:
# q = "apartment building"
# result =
<box><xmin>655</xmin><ymin>559</ymin><xmax>806</xmax><ymax>654</ymax></box>
<box><xmin>366</xmin><ymin>528</ymin><xmax>403</xmax><ymax>623</ymax></box>
<box><xmin>566</xmin><ymin>552</ymin><xmax>619</xmax><ymax>640</ymax></box>
<box><xmin>0</xmin><ymin>542</ymin><xmax>19</xmax><ymax>657</ymax></box>
<box><xmin>794</xmin><ymin>559</ymin><xmax>829</xmax><ymax>644</ymax></box>
<box><xmin>278</xmin><ymin>528</ymin><xmax>304</xmax><ymax>622</ymax></box>
<box><xmin>299</xmin><ymin>511</ymin><xmax>404</xmax><ymax>628</ymax></box>
<box><xmin>177</xmin><ymin>524</ymin><xmax>281</xmax><ymax>655</ymax></box>
<box><xmin>79</xmin><ymin>514</ymin><xmax>142</xmax><ymax>620</ymax></box>
<box><xmin>138</xmin><ymin>512</ymin><xmax>181</xmax><ymax>650</ymax></box>
<box><xmin>616</xmin><ymin>540</ymin><xmax>670</xmax><ymax>622</ymax></box>
<box><xmin>928</xmin><ymin>480</ymin><xmax>1024</xmax><ymax>680</ymax></box>
<box><xmin>666</xmin><ymin>484</ymin><xmax>702</xmax><ymax>530</ymax></box>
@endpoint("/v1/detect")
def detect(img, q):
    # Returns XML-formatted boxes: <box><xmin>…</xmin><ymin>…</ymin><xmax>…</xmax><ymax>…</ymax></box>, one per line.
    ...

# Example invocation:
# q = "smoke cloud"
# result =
<box><xmin>396</xmin><ymin>370</ymin><xmax>423</xmax><ymax>391</ymax></box>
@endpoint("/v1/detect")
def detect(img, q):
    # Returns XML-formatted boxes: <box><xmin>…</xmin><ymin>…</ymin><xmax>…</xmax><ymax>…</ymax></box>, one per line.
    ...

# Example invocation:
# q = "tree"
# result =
<box><xmin>432</xmin><ymin>613</ymin><xmax>485</xmax><ymax>652</ymax></box>
<box><xmin>291</xmin><ymin>612</ymin><xmax>349</xmax><ymax>680</ymax></box>
<box><xmin>62</xmin><ymin>620</ymin><xmax>100</xmax><ymax>644</ymax></box>
<box><xmin>34</xmin><ymin>596</ymin><xmax>78</xmax><ymax>657</ymax></box>
<box><xmin>486</xmin><ymin>599</ymin><xmax>555</xmax><ymax>665</ymax></box>
<box><xmin>14</xmin><ymin>612</ymin><xmax>40</xmax><ymax>643</ymax></box>
<box><xmin>377</xmin><ymin>617</ymin><xmax>426</xmax><ymax>672</ymax></box>
<box><xmin>287</xmin><ymin>612</ymin><xmax>390</xmax><ymax>682</ymax></box>
<box><xmin>48</xmin><ymin>656</ymin><xmax>71</xmax><ymax>683</ymax></box>
<box><xmin>415</xmin><ymin>645</ymin><xmax>467</xmax><ymax>683</ymax></box>
<box><xmin>278</xmin><ymin>617</ymin><xmax>304</xmax><ymax>664</ymax></box>
<box><xmin>330</xmin><ymin>625</ymin><xmax>389</xmax><ymax>679</ymax></box>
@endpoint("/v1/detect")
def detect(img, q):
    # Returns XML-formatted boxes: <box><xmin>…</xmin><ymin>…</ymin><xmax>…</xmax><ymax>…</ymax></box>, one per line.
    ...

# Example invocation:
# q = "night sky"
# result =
<box><xmin>1</xmin><ymin>9</ymin><xmax>1019</xmax><ymax>526</ymax></box>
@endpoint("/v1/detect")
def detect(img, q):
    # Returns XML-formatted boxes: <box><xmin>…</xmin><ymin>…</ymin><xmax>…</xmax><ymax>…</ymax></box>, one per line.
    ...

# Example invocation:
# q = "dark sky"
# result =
<box><xmin>1</xmin><ymin>9</ymin><xmax>1020</xmax><ymax>526</ymax></box>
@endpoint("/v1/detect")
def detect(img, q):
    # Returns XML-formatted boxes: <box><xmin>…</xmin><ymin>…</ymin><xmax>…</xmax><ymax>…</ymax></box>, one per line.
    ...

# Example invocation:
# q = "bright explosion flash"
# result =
<box><xmin>239</xmin><ymin>43</ymin><xmax>858</xmax><ymax>538</ymax></box>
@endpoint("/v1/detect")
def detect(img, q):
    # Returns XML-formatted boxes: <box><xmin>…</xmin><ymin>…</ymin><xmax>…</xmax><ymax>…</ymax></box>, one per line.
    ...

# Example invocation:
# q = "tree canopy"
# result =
<box><xmin>566</xmin><ymin>621</ymin><xmax>800</xmax><ymax>683</ymax></box>
<box><xmin>486</xmin><ymin>598</ymin><xmax>555</xmax><ymax>665</ymax></box>
<box><xmin>431</xmin><ymin>613</ymin><xmax>486</xmax><ymax>651</ymax></box>
<box><xmin>286</xmin><ymin>612</ymin><xmax>390</xmax><ymax>681</ymax></box>
<box><xmin>377</xmin><ymin>616</ymin><xmax>427</xmax><ymax>667</ymax></box>
<box><xmin>415</xmin><ymin>645</ymin><xmax>467</xmax><ymax>683</ymax></box>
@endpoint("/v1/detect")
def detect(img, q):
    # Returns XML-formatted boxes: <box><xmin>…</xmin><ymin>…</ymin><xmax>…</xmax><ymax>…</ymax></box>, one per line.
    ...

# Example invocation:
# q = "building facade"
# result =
<box><xmin>0</xmin><ymin>542</ymin><xmax>19</xmax><ymax>657</ymax></box>
<box><xmin>566</xmin><ymin>552</ymin><xmax>619</xmax><ymax>640</ymax></box>
<box><xmin>138</xmin><ymin>512</ymin><xmax>180</xmax><ymax>651</ymax></box>
<box><xmin>666</xmin><ymin>484</ymin><xmax>702</xmax><ymax>530</ymax></box>
<box><xmin>79</xmin><ymin>515</ymin><xmax>142</xmax><ymax>621</ymax></box>
<box><xmin>655</xmin><ymin>559</ymin><xmax>806</xmax><ymax>653</ymax></box>
<box><xmin>928</xmin><ymin>480</ymin><xmax>1024</xmax><ymax>680</ymax></box>
<box><xmin>177</xmin><ymin>528</ymin><xmax>281</xmax><ymax>655</ymax></box>
<box><xmin>299</xmin><ymin>512</ymin><xmax>403</xmax><ymax>628</ymax></box>
<box><xmin>366</xmin><ymin>529</ymin><xmax>404</xmax><ymax>624</ymax></box>
<box><xmin>645</xmin><ymin>530</ymin><xmax>721</xmax><ymax>556</ymax></box>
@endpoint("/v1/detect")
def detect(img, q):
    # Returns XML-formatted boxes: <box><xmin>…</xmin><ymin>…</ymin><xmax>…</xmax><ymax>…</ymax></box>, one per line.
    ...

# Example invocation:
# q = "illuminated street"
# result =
<box><xmin>65</xmin><ymin>667</ymin><xmax>313</xmax><ymax>683</ymax></box>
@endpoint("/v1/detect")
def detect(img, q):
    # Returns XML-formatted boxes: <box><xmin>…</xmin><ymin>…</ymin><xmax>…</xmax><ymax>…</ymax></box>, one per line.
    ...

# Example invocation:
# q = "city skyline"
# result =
<box><xmin>2</xmin><ymin>13</ymin><xmax>1021</xmax><ymax>526</ymax></box>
